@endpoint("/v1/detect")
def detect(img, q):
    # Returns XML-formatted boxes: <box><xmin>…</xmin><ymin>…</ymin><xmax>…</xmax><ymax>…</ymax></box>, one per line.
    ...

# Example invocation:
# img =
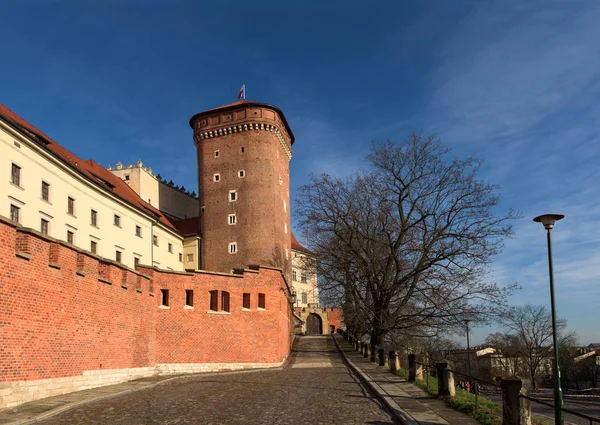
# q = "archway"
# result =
<box><xmin>306</xmin><ymin>313</ymin><xmax>322</xmax><ymax>335</ymax></box>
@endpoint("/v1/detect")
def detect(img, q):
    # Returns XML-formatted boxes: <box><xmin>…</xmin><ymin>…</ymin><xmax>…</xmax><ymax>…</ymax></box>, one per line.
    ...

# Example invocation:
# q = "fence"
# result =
<box><xmin>340</xmin><ymin>331</ymin><xmax>600</xmax><ymax>425</ymax></box>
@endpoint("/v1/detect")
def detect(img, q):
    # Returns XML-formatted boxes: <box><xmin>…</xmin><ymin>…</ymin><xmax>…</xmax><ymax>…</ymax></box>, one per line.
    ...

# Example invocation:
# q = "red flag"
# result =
<box><xmin>237</xmin><ymin>84</ymin><xmax>245</xmax><ymax>100</ymax></box>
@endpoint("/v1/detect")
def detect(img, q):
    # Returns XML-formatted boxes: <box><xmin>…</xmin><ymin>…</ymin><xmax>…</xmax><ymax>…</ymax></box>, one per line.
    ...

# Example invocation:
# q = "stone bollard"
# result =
<box><xmin>383</xmin><ymin>351</ymin><xmax>390</xmax><ymax>369</ymax></box>
<box><xmin>378</xmin><ymin>348</ymin><xmax>385</xmax><ymax>367</ymax></box>
<box><xmin>415</xmin><ymin>359</ymin><xmax>423</xmax><ymax>381</ymax></box>
<box><xmin>389</xmin><ymin>351</ymin><xmax>400</xmax><ymax>372</ymax></box>
<box><xmin>501</xmin><ymin>379</ymin><xmax>532</xmax><ymax>425</ymax></box>
<box><xmin>365</xmin><ymin>344</ymin><xmax>371</xmax><ymax>359</ymax></box>
<box><xmin>436</xmin><ymin>361</ymin><xmax>456</xmax><ymax>397</ymax></box>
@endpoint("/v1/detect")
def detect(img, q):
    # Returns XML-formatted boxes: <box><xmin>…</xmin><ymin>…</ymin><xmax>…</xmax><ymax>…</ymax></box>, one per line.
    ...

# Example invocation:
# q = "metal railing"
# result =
<box><xmin>520</xmin><ymin>394</ymin><xmax>600</xmax><ymax>425</ymax></box>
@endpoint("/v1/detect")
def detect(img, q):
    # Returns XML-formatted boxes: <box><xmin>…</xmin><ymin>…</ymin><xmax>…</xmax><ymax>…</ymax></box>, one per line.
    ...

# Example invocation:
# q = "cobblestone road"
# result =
<box><xmin>38</xmin><ymin>336</ymin><xmax>396</xmax><ymax>425</ymax></box>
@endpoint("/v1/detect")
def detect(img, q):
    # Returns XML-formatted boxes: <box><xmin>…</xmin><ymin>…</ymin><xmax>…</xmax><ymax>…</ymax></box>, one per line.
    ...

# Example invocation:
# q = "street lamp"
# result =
<box><xmin>533</xmin><ymin>213</ymin><xmax>565</xmax><ymax>425</ymax></box>
<box><xmin>465</xmin><ymin>319</ymin><xmax>472</xmax><ymax>386</ymax></box>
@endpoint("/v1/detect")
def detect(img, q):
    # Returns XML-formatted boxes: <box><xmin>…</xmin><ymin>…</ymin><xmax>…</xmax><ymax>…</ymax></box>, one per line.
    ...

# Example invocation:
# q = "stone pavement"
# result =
<box><xmin>334</xmin><ymin>335</ymin><xmax>480</xmax><ymax>425</ymax></box>
<box><xmin>1</xmin><ymin>336</ymin><xmax>397</xmax><ymax>425</ymax></box>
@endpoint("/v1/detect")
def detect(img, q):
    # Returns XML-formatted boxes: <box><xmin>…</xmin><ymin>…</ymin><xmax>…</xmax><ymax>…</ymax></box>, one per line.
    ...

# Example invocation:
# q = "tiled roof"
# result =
<box><xmin>173</xmin><ymin>217</ymin><xmax>200</xmax><ymax>237</ymax></box>
<box><xmin>0</xmin><ymin>104</ymin><xmax>181</xmax><ymax>234</ymax></box>
<box><xmin>291</xmin><ymin>232</ymin><xmax>313</xmax><ymax>255</ymax></box>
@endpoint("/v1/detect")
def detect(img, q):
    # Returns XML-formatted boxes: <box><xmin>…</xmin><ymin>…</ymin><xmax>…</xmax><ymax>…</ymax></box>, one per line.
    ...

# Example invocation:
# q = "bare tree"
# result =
<box><xmin>499</xmin><ymin>304</ymin><xmax>577</xmax><ymax>388</ymax></box>
<box><xmin>485</xmin><ymin>331</ymin><xmax>523</xmax><ymax>377</ymax></box>
<box><xmin>296</xmin><ymin>132</ymin><xmax>518</xmax><ymax>348</ymax></box>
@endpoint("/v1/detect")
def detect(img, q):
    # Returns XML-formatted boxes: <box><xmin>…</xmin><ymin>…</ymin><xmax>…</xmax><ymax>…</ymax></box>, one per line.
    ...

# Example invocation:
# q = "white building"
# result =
<box><xmin>291</xmin><ymin>233</ymin><xmax>318</xmax><ymax>308</ymax></box>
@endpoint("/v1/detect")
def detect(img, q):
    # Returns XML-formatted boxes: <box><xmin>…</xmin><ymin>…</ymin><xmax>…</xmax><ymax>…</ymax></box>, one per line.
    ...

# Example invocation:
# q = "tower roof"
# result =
<box><xmin>189</xmin><ymin>100</ymin><xmax>295</xmax><ymax>145</ymax></box>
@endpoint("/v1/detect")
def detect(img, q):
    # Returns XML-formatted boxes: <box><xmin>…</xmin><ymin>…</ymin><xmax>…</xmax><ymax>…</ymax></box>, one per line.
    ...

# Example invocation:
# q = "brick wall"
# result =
<box><xmin>0</xmin><ymin>217</ymin><xmax>294</xmax><ymax>408</ymax></box>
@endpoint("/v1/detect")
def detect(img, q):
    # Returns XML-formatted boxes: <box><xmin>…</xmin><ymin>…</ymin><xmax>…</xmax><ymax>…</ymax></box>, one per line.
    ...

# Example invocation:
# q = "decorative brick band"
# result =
<box><xmin>194</xmin><ymin>122</ymin><xmax>292</xmax><ymax>160</ymax></box>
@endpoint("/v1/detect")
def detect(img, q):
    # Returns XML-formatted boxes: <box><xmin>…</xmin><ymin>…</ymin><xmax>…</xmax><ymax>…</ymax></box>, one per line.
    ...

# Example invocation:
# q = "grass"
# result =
<box><xmin>394</xmin><ymin>369</ymin><xmax>549</xmax><ymax>425</ymax></box>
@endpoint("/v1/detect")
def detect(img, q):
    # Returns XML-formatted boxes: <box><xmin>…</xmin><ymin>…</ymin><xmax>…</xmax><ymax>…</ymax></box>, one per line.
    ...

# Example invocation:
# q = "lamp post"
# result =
<box><xmin>465</xmin><ymin>319</ymin><xmax>472</xmax><ymax>386</ymax></box>
<box><xmin>533</xmin><ymin>213</ymin><xmax>565</xmax><ymax>425</ymax></box>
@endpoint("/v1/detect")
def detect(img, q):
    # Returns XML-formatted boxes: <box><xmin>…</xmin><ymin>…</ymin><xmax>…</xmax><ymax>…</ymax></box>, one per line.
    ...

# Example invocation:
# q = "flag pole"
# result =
<box><xmin>244</xmin><ymin>84</ymin><xmax>246</xmax><ymax>100</ymax></box>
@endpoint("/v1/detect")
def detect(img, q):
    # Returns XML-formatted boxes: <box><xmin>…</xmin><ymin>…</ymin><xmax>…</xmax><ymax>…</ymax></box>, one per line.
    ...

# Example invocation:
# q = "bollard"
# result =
<box><xmin>383</xmin><ymin>352</ymin><xmax>390</xmax><ymax>369</ymax></box>
<box><xmin>362</xmin><ymin>343</ymin><xmax>367</xmax><ymax>357</ymax></box>
<box><xmin>389</xmin><ymin>351</ymin><xmax>400</xmax><ymax>372</ymax></box>
<box><xmin>501</xmin><ymin>379</ymin><xmax>525</xmax><ymax>425</ymax></box>
<box><xmin>365</xmin><ymin>344</ymin><xmax>371</xmax><ymax>359</ymax></box>
<box><xmin>415</xmin><ymin>359</ymin><xmax>423</xmax><ymax>381</ymax></box>
<box><xmin>436</xmin><ymin>361</ymin><xmax>456</xmax><ymax>397</ymax></box>
<box><xmin>408</xmin><ymin>354</ymin><xmax>416</xmax><ymax>381</ymax></box>
<box><xmin>378</xmin><ymin>348</ymin><xmax>385</xmax><ymax>367</ymax></box>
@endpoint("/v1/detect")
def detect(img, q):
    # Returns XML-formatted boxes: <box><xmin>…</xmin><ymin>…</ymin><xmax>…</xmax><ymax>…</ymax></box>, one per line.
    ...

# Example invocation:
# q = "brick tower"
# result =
<box><xmin>190</xmin><ymin>100</ymin><xmax>294</xmax><ymax>277</ymax></box>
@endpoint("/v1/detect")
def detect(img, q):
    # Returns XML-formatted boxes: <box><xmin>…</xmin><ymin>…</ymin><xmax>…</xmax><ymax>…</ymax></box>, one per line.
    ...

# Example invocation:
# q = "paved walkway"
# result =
<box><xmin>1</xmin><ymin>336</ymin><xmax>397</xmax><ymax>425</ymax></box>
<box><xmin>335</xmin><ymin>335</ymin><xmax>479</xmax><ymax>425</ymax></box>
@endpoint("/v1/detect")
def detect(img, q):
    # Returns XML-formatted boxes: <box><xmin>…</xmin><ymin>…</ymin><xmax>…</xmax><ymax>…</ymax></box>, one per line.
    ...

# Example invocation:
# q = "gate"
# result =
<box><xmin>306</xmin><ymin>313</ymin><xmax>322</xmax><ymax>335</ymax></box>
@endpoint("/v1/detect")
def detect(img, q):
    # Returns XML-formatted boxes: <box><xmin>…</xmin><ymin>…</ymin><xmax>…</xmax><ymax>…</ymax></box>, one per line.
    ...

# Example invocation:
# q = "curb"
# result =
<box><xmin>2</xmin><ymin>364</ymin><xmax>290</xmax><ymax>425</ymax></box>
<box><xmin>331</xmin><ymin>335</ymin><xmax>419</xmax><ymax>425</ymax></box>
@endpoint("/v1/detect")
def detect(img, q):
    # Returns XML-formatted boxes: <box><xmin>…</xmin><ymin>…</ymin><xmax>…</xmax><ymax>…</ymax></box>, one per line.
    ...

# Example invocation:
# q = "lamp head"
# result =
<box><xmin>533</xmin><ymin>214</ymin><xmax>565</xmax><ymax>230</ymax></box>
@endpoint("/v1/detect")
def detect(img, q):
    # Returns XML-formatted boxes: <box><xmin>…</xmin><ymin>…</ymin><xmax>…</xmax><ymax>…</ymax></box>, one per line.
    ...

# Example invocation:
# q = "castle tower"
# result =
<box><xmin>190</xmin><ymin>100</ymin><xmax>294</xmax><ymax>277</ymax></box>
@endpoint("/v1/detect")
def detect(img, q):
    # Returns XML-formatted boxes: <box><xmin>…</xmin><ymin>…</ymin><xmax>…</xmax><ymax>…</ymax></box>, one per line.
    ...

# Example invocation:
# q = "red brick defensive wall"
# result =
<box><xmin>0</xmin><ymin>217</ymin><xmax>294</xmax><ymax>409</ymax></box>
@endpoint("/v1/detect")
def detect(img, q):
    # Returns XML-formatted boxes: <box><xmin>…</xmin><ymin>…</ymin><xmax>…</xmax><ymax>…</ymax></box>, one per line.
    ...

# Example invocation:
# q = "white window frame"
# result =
<box><xmin>214</xmin><ymin>150</ymin><xmax>220</xmax><ymax>157</ymax></box>
<box><xmin>228</xmin><ymin>214</ymin><xmax>236</xmax><ymax>225</ymax></box>
<box><xmin>238</xmin><ymin>170</ymin><xmax>245</xmax><ymax>178</ymax></box>
<box><xmin>213</xmin><ymin>173</ymin><xmax>220</xmax><ymax>182</ymax></box>
<box><xmin>229</xmin><ymin>242</ymin><xmax>237</xmax><ymax>254</ymax></box>
<box><xmin>229</xmin><ymin>190</ymin><xmax>237</xmax><ymax>202</ymax></box>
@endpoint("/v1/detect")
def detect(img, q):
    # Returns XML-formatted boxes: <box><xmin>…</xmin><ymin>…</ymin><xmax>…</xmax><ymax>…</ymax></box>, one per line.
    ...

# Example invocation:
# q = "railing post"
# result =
<box><xmin>389</xmin><ymin>351</ymin><xmax>399</xmax><ymax>372</ymax></box>
<box><xmin>436</xmin><ymin>361</ymin><xmax>456</xmax><ymax>397</ymax></box>
<box><xmin>378</xmin><ymin>348</ymin><xmax>385</xmax><ymax>367</ymax></box>
<box><xmin>365</xmin><ymin>343</ymin><xmax>371</xmax><ymax>359</ymax></box>
<box><xmin>383</xmin><ymin>351</ymin><xmax>390</xmax><ymax>369</ymax></box>
<box><xmin>501</xmin><ymin>379</ymin><xmax>524</xmax><ymax>425</ymax></box>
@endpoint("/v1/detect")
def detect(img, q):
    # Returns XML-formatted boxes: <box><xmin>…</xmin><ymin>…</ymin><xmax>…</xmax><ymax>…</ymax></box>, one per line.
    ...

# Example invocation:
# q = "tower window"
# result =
<box><xmin>91</xmin><ymin>210</ymin><xmax>98</xmax><ymax>226</ymax></box>
<box><xmin>116</xmin><ymin>250</ymin><xmax>122</xmax><ymax>263</ymax></box>
<box><xmin>114</xmin><ymin>214</ymin><xmax>121</xmax><ymax>227</ymax></box>
<box><xmin>229</xmin><ymin>242</ymin><xmax>237</xmax><ymax>254</ymax></box>
<box><xmin>10</xmin><ymin>204</ymin><xmax>20</xmax><ymax>223</ymax></box>
<box><xmin>258</xmin><ymin>293</ymin><xmax>266</xmax><ymax>310</ymax></box>
<box><xmin>161</xmin><ymin>289</ymin><xmax>169</xmax><ymax>307</ymax></box>
<box><xmin>185</xmin><ymin>290</ymin><xmax>194</xmax><ymax>307</ymax></box>
<box><xmin>11</xmin><ymin>163</ymin><xmax>21</xmax><ymax>187</ymax></box>
<box><xmin>41</xmin><ymin>181</ymin><xmax>50</xmax><ymax>202</ymax></box>
<box><xmin>90</xmin><ymin>241</ymin><xmax>97</xmax><ymax>254</ymax></box>
<box><xmin>136</xmin><ymin>225</ymin><xmax>142</xmax><ymax>237</ymax></box>
<box><xmin>214</xmin><ymin>150</ymin><xmax>220</xmax><ymax>157</ymax></box>
<box><xmin>124</xmin><ymin>174</ymin><xmax>130</xmax><ymax>181</ymax></box>
<box><xmin>238</xmin><ymin>170</ymin><xmax>245</xmax><ymax>178</ymax></box>
<box><xmin>241</xmin><ymin>147</ymin><xmax>245</xmax><ymax>153</ymax></box>
<box><xmin>67</xmin><ymin>197</ymin><xmax>75</xmax><ymax>215</ymax></box>
<box><xmin>214</xmin><ymin>173</ymin><xmax>220</xmax><ymax>182</ymax></box>
<box><xmin>40</xmin><ymin>218</ymin><xmax>49</xmax><ymax>235</ymax></box>
<box><xmin>228</xmin><ymin>214</ymin><xmax>236</xmax><ymax>225</ymax></box>
<box><xmin>229</xmin><ymin>190</ymin><xmax>237</xmax><ymax>202</ymax></box>
<box><xmin>67</xmin><ymin>230</ymin><xmax>74</xmax><ymax>244</ymax></box>
<box><xmin>243</xmin><ymin>293</ymin><xmax>250</xmax><ymax>310</ymax></box>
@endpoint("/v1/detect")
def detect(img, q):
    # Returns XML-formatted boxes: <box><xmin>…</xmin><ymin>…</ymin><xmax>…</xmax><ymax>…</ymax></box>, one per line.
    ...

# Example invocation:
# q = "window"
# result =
<box><xmin>258</xmin><ymin>293</ymin><xmax>266</xmax><ymax>309</ymax></box>
<box><xmin>213</xmin><ymin>173</ymin><xmax>220</xmax><ymax>182</ymax></box>
<box><xmin>301</xmin><ymin>271</ymin><xmax>307</xmax><ymax>283</ymax></box>
<box><xmin>67</xmin><ymin>230</ymin><xmax>74</xmax><ymax>244</ymax></box>
<box><xmin>292</xmin><ymin>269</ymin><xmax>297</xmax><ymax>282</ymax></box>
<box><xmin>179</xmin><ymin>253</ymin><xmax>183</xmax><ymax>262</ymax></box>
<box><xmin>238</xmin><ymin>170</ymin><xmax>245</xmax><ymax>178</ymax></box>
<box><xmin>229</xmin><ymin>190</ymin><xmax>237</xmax><ymax>202</ymax></box>
<box><xmin>9</xmin><ymin>204</ymin><xmax>20</xmax><ymax>223</ymax></box>
<box><xmin>91</xmin><ymin>210</ymin><xmax>98</xmax><ymax>227</ymax></box>
<box><xmin>243</xmin><ymin>293</ymin><xmax>250</xmax><ymax>310</ymax></box>
<box><xmin>228</xmin><ymin>214</ymin><xmax>236</xmax><ymax>225</ymax></box>
<box><xmin>11</xmin><ymin>163</ymin><xmax>21</xmax><ymax>186</ymax></box>
<box><xmin>134</xmin><ymin>257</ymin><xmax>140</xmax><ymax>268</ymax></box>
<box><xmin>153</xmin><ymin>235</ymin><xmax>158</xmax><ymax>246</ymax></box>
<box><xmin>229</xmin><ymin>242</ymin><xmax>237</xmax><ymax>254</ymax></box>
<box><xmin>221</xmin><ymin>291</ymin><xmax>230</xmax><ymax>312</ymax></box>
<box><xmin>67</xmin><ymin>197</ymin><xmax>75</xmax><ymax>215</ymax></box>
<box><xmin>160</xmin><ymin>289</ymin><xmax>169</xmax><ymax>307</ymax></box>
<box><xmin>214</xmin><ymin>150</ymin><xmax>219</xmax><ymax>157</ymax></box>
<box><xmin>40</xmin><ymin>218</ymin><xmax>49</xmax><ymax>235</ymax></box>
<box><xmin>114</xmin><ymin>214</ymin><xmax>120</xmax><ymax>227</ymax></box>
<box><xmin>302</xmin><ymin>292</ymin><xmax>308</xmax><ymax>304</ymax></box>
<box><xmin>168</xmin><ymin>243</ymin><xmax>173</xmax><ymax>253</ymax></box>
<box><xmin>41</xmin><ymin>181</ymin><xmax>50</xmax><ymax>201</ymax></box>
<box><xmin>241</xmin><ymin>146</ymin><xmax>245</xmax><ymax>153</ymax></box>
<box><xmin>185</xmin><ymin>290</ymin><xmax>194</xmax><ymax>307</ymax></box>
<box><xmin>186</xmin><ymin>253</ymin><xmax>193</xmax><ymax>262</ymax></box>
<box><xmin>124</xmin><ymin>174</ymin><xmax>130</xmax><ymax>181</ymax></box>
<box><xmin>116</xmin><ymin>250</ymin><xmax>122</xmax><ymax>263</ymax></box>
<box><xmin>90</xmin><ymin>241</ymin><xmax>97</xmax><ymax>254</ymax></box>
<box><xmin>135</xmin><ymin>225</ymin><xmax>142</xmax><ymax>237</ymax></box>
<box><xmin>209</xmin><ymin>290</ymin><xmax>218</xmax><ymax>311</ymax></box>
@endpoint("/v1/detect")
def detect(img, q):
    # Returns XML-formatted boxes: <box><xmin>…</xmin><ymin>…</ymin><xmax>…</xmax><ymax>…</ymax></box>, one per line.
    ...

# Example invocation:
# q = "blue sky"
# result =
<box><xmin>2</xmin><ymin>0</ymin><xmax>599</xmax><ymax>345</ymax></box>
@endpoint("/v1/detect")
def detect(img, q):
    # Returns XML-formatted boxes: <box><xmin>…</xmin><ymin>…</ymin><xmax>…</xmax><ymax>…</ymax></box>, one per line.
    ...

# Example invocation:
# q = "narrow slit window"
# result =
<box><xmin>209</xmin><ymin>290</ymin><xmax>218</xmax><ymax>311</ymax></box>
<box><xmin>10</xmin><ymin>204</ymin><xmax>20</xmax><ymax>223</ymax></box>
<box><xmin>91</xmin><ymin>241</ymin><xmax>97</xmax><ymax>254</ymax></box>
<box><xmin>258</xmin><ymin>293</ymin><xmax>266</xmax><ymax>309</ymax></box>
<box><xmin>136</xmin><ymin>225</ymin><xmax>142</xmax><ymax>237</ymax></box>
<box><xmin>238</xmin><ymin>170</ymin><xmax>245</xmax><ymax>178</ymax></box>
<box><xmin>185</xmin><ymin>290</ymin><xmax>194</xmax><ymax>307</ymax></box>
<box><xmin>134</xmin><ymin>257</ymin><xmax>140</xmax><ymax>268</ymax></box>
<box><xmin>229</xmin><ymin>242</ymin><xmax>237</xmax><ymax>254</ymax></box>
<box><xmin>229</xmin><ymin>190</ymin><xmax>237</xmax><ymax>202</ymax></box>
<box><xmin>11</xmin><ymin>163</ymin><xmax>21</xmax><ymax>186</ymax></box>
<box><xmin>161</xmin><ymin>289</ymin><xmax>169</xmax><ymax>307</ymax></box>
<box><xmin>214</xmin><ymin>150</ymin><xmax>220</xmax><ymax>157</ymax></box>
<box><xmin>41</xmin><ymin>181</ymin><xmax>50</xmax><ymax>201</ymax></box>
<box><xmin>116</xmin><ymin>250</ymin><xmax>122</xmax><ymax>263</ymax></box>
<box><xmin>179</xmin><ymin>253</ymin><xmax>183</xmax><ymax>262</ymax></box>
<box><xmin>214</xmin><ymin>173</ymin><xmax>220</xmax><ymax>182</ymax></box>
<box><xmin>91</xmin><ymin>209</ymin><xmax>98</xmax><ymax>226</ymax></box>
<box><xmin>153</xmin><ymin>235</ymin><xmax>158</xmax><ymax>246</ymax></box>
<box><xmin>243</xmin><ymin>293</ymin><xmax>250</xmax><ymax>310</ymax></box>
<box><xmin>40</xmin><ymin>218</ymin><xmax>49</xmax><ymax>235</ymax></box>
<box><xmin>241</xmin><ymin>146</ymin><xmax>245</xmax><ymax>153</ymax></box>
<box><xmin>67</xmin><ymin>230</ymin><xmax>74</xmax><ymax>244</ymax></box>
<box><xmin>228</xmin><ymin>214</ymin><xmax>236</xmax><ymax>225</ymax></box>
<box><xmin>221</xmin><ymin>291</ymin><xmax>230</xmax><ymax>312</ymax></box>
<box><xmin>67</xmin><ymin>197</ymin><xmax>75</xmax><ymax>215</ymax></box>
<box><xmin>168</xmin><ymin>243</ymin><xmax>173</xmax><ymax>253</ymax></box>
<box><xmin>114</xmin><ymin>214</ymin><xmax>121</xmax><ymax>227</ymax></box>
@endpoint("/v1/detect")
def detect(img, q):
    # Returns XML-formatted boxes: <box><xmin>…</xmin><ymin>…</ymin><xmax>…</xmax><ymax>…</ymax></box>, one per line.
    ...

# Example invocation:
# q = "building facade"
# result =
<box><xmin>291</xmin><ymin>232</ymin><xmax>319</xmax><ymax>308</ymax></box>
